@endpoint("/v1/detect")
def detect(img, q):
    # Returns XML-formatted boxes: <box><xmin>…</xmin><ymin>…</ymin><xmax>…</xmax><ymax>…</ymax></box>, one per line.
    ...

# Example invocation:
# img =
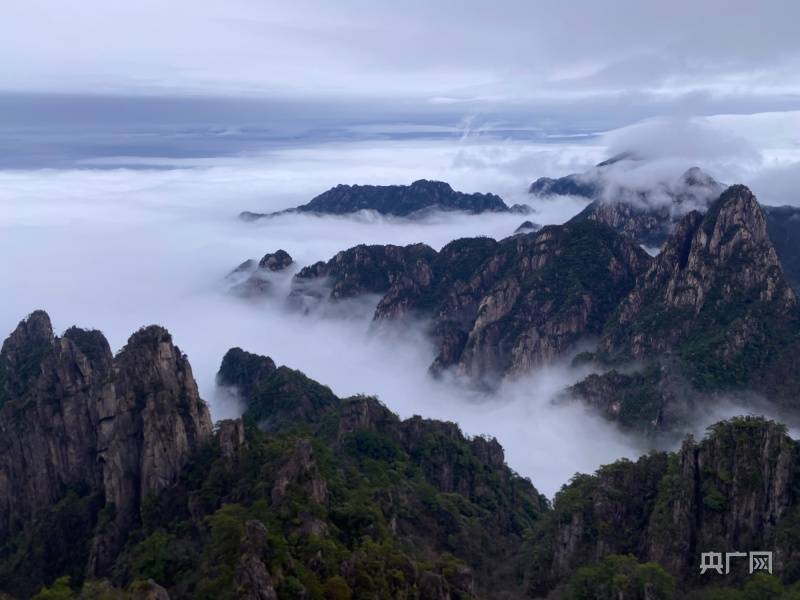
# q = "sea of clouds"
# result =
<box><xmin>1</xmin><ymin>112</ymin><xmax>799</xmax><ymax>496</ymax></box>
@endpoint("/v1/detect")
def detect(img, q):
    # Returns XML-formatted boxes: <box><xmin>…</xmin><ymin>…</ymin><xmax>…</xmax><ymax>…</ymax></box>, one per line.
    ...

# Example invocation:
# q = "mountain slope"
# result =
<box><xmin>8</xmin><ymin>327</ymin><xmax>800</xmax><ymax>598</ymax></box>
<box><xmin>0</xmin><ymin>311</ymin><xmax>213</xmax><ymax>596</ymax></box>
<box><xmin>599</xmin><ymin>185</ymin><xmax>799</xmax><ymax>394</ymax></box>
<box><xmin>524</xmin><ymin>417</ymin><xmax>800</xmax><ymax>596</ymax></box>
<box><xmin>289</xmin><ymin>221</ymin><xmax>651</xmax><ymax>381</ymax></box>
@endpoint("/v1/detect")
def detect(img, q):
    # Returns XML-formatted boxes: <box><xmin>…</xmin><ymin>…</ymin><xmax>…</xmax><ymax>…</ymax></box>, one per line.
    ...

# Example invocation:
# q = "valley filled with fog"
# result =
<box><xmin>2</xmin><ymin>113</ymin><xmax>799</xmax><ymax>496</ymax></box>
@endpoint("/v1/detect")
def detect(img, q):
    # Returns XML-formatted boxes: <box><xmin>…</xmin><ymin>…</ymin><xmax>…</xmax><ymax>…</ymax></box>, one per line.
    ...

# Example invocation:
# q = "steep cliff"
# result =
<box><xmin>289</xmin><ymin>221</ymin><xmax>651</xmax><ymax>381</ymax></box>
<box><xmin>599</xmin><ymin>185</ymin><xmax>799</xmax><ymax>398</ymax></box>
<box><xmin>525</xmin><ymin>417</ymin><xmax>800</xmax><ymax>596</ymax></box>
<box><xmin>0</xmin><ymin>312</ymin><xmax>213</xmax><ymax>596</ymax></box>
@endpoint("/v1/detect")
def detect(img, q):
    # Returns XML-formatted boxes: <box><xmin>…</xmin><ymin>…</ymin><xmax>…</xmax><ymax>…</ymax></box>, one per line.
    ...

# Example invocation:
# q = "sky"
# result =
<box><xmin>2</xmin><ymin>0</ymin><xmax>800</xmax><ymax>162</ymax></box>
<box><xmin>1</xmin><ymin>1</ymin><xmax>800</xmax><ymax>496</ymax></box>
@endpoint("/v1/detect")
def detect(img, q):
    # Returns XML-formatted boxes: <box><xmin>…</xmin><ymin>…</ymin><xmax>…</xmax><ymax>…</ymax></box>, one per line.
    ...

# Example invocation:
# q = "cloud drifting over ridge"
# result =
<box><xmin>0</xmin><ymin>144</ymin><xmax>646</xmax><ymax>498</ymax></box>
<box><xmin>1</xmin><ymin>113</ymin><xmax>800</xmax><ymax>496</ymax></box>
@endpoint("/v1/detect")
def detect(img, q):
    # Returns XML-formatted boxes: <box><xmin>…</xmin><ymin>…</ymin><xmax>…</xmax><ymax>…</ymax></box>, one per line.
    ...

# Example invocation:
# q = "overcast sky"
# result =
<box><xmin>2</xmin><ymin>0</ymin><xmax>800</xmax><ymax>136</ymax></box>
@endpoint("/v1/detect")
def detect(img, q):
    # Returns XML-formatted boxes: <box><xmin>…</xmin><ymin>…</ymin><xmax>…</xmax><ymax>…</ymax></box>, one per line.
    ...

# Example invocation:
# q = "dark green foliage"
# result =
<box><xmin>0</xmin><ymin>489</ymin><xmax>103</xmax><ymax>597</ymax></box>
<box><xmin>0</xmin><ymin>334</ymin><xmax>52</xmax><ymax>408</ymax></box>
<box><xmin>568</xmin><ymin>555</ymin><xmax>675</xmax><ymax>600</ymax></box>
<box><xmin>61</xmin><ymin>353</ymin><xmax>546</xmax><ymax>599</ymax></box>
<box><xmin>216</xmin><ymin>347</ymin><xmax>276</xmax><ymax>396</ymax></box>
<box><xmin>243</xmin><ymin>365</ymin><xmax>338</xmax><ymax>429</ymax></box>
<box><xmin>62</xmin><ymin>327</ymin><xmax>111</xmax><ymax>364</ymax></box>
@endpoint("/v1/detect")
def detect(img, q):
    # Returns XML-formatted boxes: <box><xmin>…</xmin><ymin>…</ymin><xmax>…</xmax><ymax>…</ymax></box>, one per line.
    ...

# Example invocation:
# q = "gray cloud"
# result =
<box><xmin>2</xmin><ymin>0</ymin><xmax>800</xmax><ymax>131</ymax></box>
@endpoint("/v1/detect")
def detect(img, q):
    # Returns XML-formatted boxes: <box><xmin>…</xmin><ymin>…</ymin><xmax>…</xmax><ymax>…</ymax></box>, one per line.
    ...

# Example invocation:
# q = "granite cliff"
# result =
<box><xmin>288</xmin><ymin>221</ymin><xmax>650</xmax><ymax>381</ymax></box>
<box><xmin>0</xmin><ymin>312</ymin><xmax>213</xmax><ymax>596</ymax></box>
<box><xmin>574</xmin><ymin>186</ymin><xmax>800</xmax><ymax>429</ymax></box>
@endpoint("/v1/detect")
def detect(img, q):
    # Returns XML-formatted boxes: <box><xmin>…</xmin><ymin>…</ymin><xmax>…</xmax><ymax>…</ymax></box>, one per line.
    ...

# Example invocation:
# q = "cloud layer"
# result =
<box><xmin>3</xmin><ymin>1</ymin><xmax>800</xmax><ymax>131</ymax></box>
<box><xmin>1</xmin><ymin>115</ymin><xmax>799</xmax><ymax>496</ymax></box>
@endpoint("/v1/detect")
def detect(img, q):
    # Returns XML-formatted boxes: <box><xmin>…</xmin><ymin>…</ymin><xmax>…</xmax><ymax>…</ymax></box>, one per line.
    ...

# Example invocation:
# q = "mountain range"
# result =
<box><xmin>3</xmin><ymin>311</ymin><xmax>800</xmax><ymax>599</ymax></box>
<box><xmin>233</xmin><ymin>181</ymin><xmax>799</xmax><ymax>433</ymax></box>
<box><xmin>529</xmin><ymin>159</ymin><xmax>800</xmax><ymax>292</ymax></box>
<box><xmin>239</xmin><ymin>179</ymin><xmax>533</xmax><ymax>220</ymax></box>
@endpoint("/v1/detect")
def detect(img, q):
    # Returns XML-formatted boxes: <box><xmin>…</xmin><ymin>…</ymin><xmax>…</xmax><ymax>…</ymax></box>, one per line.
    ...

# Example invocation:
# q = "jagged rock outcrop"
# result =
<box><xmin>290</xmin><ymin>221</ymin><xmax>650</xmax><ymax>381</ymax></box>
<box><xmin>566</xmin><ymin>187</ymin><xmax>800</xmax><ymax>429</ymax></box>
<box><xmin>533</xmin><ymin>158</ymin><xmax>798</xmax><ymax>283</ymax></box>
<box><xmin>235</xmin><ymin>520</ymin><xmax>278</xmax><ymax>600</ymax></box>
<box><xmin>9</xmin><ymin>325</ymin><xmax>800</xmax><ymax>597</ymax></box>
<box><xmin>291</xmin><ymin>242</ymin><xmax>437</xmax><ymax>302</ymax></box>
<box><xmin>599</xmin><ymin>186</ymin><xmax>799</xmax><ymax>395</ymax></box>
<box><xmin>525</xmin><ymin>417</ymin><xmax>800</xmax><ymax>595</ymax></box>
<box><xmin>0</xmin><ymin>311</ymin><xmax>213</xmax><ymax>594</ymax></box>
<box><xmin>240</xmin><ymin>179</ymin><xmax>532</xmax><ymax>220</ymax></box>
<box><xmin>217</xmin><ymin>347</ymin><xmax>337</xmax><ymax>430</ymax></box>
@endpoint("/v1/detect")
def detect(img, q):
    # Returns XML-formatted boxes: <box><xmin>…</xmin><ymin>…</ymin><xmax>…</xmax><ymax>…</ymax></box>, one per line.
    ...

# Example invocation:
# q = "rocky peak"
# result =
<box><xmin>602</xmin><ymin>185</ymin><xmax>797</xmax><ymax>364</ymax></box>
<box><xmin>217</xmin><ymin>347</ymin><xmax>277</xmax><ymax>398</ymax></box>
<box><xmin>0</xmin><ymin>311</ymin><xmax>213</xmax><ymax>589</ymax></box>
<box><xmin>227</xmin><ymin>251</ymin><xmax>295</xmax><ymax>298</ymax></box>
<box><xmin>0</xmin><ymin>310</ymin><xmax>55</xmax><ymax>404</ymax></box>
<box><xmin>258</xmin><ymin>249</ymin><xmax>293</xmax><ymax>271</ymax></box>
<box><xmin>287</xmin><ymin>222</ymin><xmax>650</xmax><ymax>382</ymax></box>
<box><xmin>3</xmin><ymin>309</ymin><xmax>54</xmax><ymax>349</ymax></box>
<box><xmin>292</xmin><ymin>242</ymin><xmax>437</xmax><ymax>302</ymax></box>
<box><xmin>513</xmin><ymin>220</ymin><xmax>540</xmax><ymax>234</ymax></box>
<box><xmin>217</xmin><ymin>347</ymin><xmax>337</xmax><ymax>430</ymax></box>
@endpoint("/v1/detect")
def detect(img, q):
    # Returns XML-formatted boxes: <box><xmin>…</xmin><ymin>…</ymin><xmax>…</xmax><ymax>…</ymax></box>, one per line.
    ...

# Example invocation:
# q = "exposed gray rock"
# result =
<box><xmin>0</xmin><ymin>311</ymin><xmax>214</xmax><ymax>579</ymax></box>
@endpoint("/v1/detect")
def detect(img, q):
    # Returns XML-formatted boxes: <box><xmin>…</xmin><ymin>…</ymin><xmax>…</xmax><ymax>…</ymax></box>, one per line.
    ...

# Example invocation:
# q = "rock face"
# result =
<box><xmin>291</xmin><ymin>243</ymin><xmax>437</xmax><ymax>301</ymax></box>
<box><xmin>532</xmin><ymin>157</ymin><xmax>798</xmax><ymax>283</ymax></box>
<box><xmin>566</xmin><ymin>187</ymin><xmax>800</xmax><ymax>429</ymax></box>
<box><xmin>525</xmin><ymin>417</ymin><xmax>800</xmax><ymax>595</ymax></box>
<box><xmin>0</xmin><ymin>311</ymin><xmax>213</xmax><ymax>593</ymax></box>
<box><xmin>291</xmin><ymin>221</ymin><xmax>650</xmax><ymax>381</ymax></box>
<box><xmin>8</xmin><ymin>321</ymin><xmax>800</xmax><ymax>597</ymax></box>
<box><xmin>599</xmin><ymin>186</ymin><xmax>798</xmax><ymax>394</ymax></box>
<box><xmin>240</xmin><ymin>179</ymin><xmax>529</xmax><ymax>219</ymax></box>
